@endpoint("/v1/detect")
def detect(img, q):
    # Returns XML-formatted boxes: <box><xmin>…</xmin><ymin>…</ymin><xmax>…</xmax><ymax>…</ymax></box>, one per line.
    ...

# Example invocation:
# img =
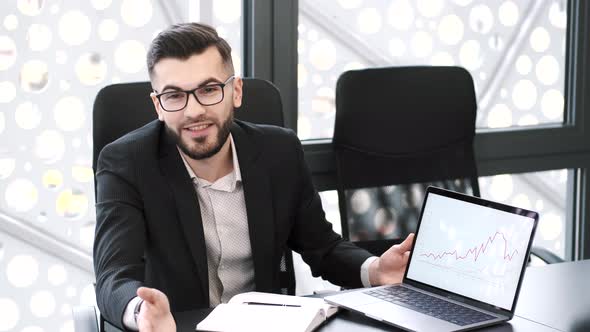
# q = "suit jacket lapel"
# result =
<box><xmin>158</xmin><ymin>124</ymin><xmax>209</xmax><ymax>298</ymax></box>
<box><xmin>231</xmin><ymin>123</ymin><xmax>276</xmax><ymax>292</ymax></box>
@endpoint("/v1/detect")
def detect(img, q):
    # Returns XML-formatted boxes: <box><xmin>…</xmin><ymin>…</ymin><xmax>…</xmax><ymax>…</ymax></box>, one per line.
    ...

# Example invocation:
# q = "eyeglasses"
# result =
<box><xmin>154</xmin><ymin>75</ymin><xmax>235</xmax><ymax>112</ymax></box>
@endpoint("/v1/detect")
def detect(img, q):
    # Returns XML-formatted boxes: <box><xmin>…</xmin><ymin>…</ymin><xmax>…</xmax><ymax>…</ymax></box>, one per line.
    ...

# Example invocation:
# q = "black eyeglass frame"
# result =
<box><xmin>154</xmin><ymin>75</ymin><xmax>235</xmax><ymax>112</ymax></box>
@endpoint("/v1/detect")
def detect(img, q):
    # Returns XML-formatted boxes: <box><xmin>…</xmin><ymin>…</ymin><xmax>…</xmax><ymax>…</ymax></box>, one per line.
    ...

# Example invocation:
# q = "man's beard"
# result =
<box><xmin>166</xmin><ymin>111</ymin><xmax>234</xmax><ymax>160</ymax></box>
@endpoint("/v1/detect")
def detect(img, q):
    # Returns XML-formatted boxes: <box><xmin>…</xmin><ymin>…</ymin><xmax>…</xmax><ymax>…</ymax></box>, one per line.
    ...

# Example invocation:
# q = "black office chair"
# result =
<box><xmin>333</xmin><ymin>66</ymin><xmax>480</xmax><ymax>256</ymax></box>
<box><xmin>333</xmin><ymin>66</ymin><xmax>563</xmax><ymax>266</ymax></box>
<box><xmin>80</xmin><ymin>78</ymin><xmax>294</xmax><ymax>332</ymax></box>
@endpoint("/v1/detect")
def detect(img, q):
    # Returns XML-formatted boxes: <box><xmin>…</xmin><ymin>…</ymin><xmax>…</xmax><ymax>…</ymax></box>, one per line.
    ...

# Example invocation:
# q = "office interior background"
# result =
<box><xmin>0</xmin><ymin>0</ymin><xmax>588</xmax><ymax>331</ymax></box>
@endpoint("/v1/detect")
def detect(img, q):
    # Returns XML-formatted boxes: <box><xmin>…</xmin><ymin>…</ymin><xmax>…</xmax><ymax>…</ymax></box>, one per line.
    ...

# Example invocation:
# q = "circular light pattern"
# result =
<box><xmin>58</xmin><ymin>10</ymin><xmax>91</xmax><ymax>46</ymax></box>
<box><xmin>530</xmin><ymin>27</ymin><xmax>550</xmax><ymax>53</ymax></box>
<box><xmin>298</xmin><ymin>64</ymin><xmax>308</xmax><ymax>88</ymax></box>
<box><xmin>515</xmin><ymin>55</ymin><xmax>532</xmax><ymax>75</ymax></box>
<box><xmin>549</xmin><ymin>1</ymin><xmax>567</xmax><ymax>29</ymax></box>
<box><xmin>416</xmin><ymin>0</ymin><xmax>444</xmax><ymax>18</ymax></box>
<box><xmin>0</xmin><ymin>298</ymin><xmax>19</xmax><ymax>331</ymax></box>
<box><xmin>499</xmin><ymin>1</ymin><xmax>519</xmax><ymax>27</ymax></box>
<box><xmin>20</xmin><ymin>326</ymin><xmax>44</xmax><ymax>332</ymax></box>
<box><xmin>469</xmin><ymin>4</ymin><xmax>494</xmax><ymax>34</ymax></box>
<box><xmin>297</xmin><ymin>116</ymin><xmax>311</xmax><ymax>140</ymax></box>
<box><xmin>536</xmin><ymin>55</ymin><xmax>560</xmax><ymax>85</ymax></box>
<box><xmin>309</xmin><ymin>39</ymin><xmax>336</xmax><ymax>71</ymax></box>
<box><xmin>80</xmin><ymin>284</ymin><xmax>96</xmax><ymax>306</ymax></box>
<box><xmin>357</xmin><ymin>8</ymin><xmax>382</xmax><ymax>34</ymax></box>
<box><xmin>17</xmin><ymin>0</ymin><xmax>44</xmax><ymax>16</ymax></box>
<box><xmin>0</xmin><ymin>81</ymin><xmax>16</xmax><ymax>103</ymax></box>
<box><xmin>27</xmin><ymin>24</ymin><xmax>52</xmax><ymax>51</ymax></box>
<box><xmin>453</xmin><ymin>0</ymin><xmax>473</xmax><ymax>6</ymax></box>
<box><xmin>438</xmin><ymin>14</ymin><xmax>464</xmax><ymax>45</ymax></box>
<box><xmin>0</xmin><ymin>158</ymin><xmax>15</xmax><ymax>179</ymax></box>
<box><xmin>213</xmin><ymin>0</ymin><xmax>240</xmax><ymax>24</ymax></box>
<box><xmin>488</xmin><ymin>174</ymin><xmax>513</xmax><ymax>202</ymax></box>
<box><xmin>35</xmin><ymin>130</ymin><xmax>66</xmax><ymax>163</ymax></box>
<box><xmin>388</xmin><ymin>38</ymin><xmax>406</xmax><ymax>57</ymax></box>
<box><xmin>487</xmin><ymin>103</ymin><xmax>512</xmax><ymax>128</ymax></box>
<box><xmin>459</xmin><ymin>40</ymin><xmax>482</xmax><ymax>70</ymax></box>
<box><xmin>6</xmin><ymin>254</ymin><xmax>39</xmax><ymax>287</ymax></box>
<box><xmin>91</xmin><ymin>0</ymin><xmax>113</xmax><ymax>10</ymax></box>
<box><xmin>512</xmin><ymin>193</ymin><xmax>532</xmax><ymax>209</ymax></box>
<box><xmin>56</xmin><ymin>189</ymin><xmax>89</xmax><ymax>218</ymax></box>
<box><xmin>60</xmin><ymin>320</ymin><xmax>74</xmax><ymax>332</ymax></box>
<box><xmin>338</xmin><ymin>0</ymin><xmax>363</xmax><ymax>9</ymax></box>
<box><xmin>48</xmin><ymin>264</ymin><xmax>67</xmax><ymax>286</ymax></box>
<box><xmin>43</xmin><ymin>169</ymin><xmax>63</xmax><ymax>189</ymax></box>
<box><xmin>15</xmin><ymin>102</ymin><xmax>42</xmax><ymax>130</ymax></box>
<box><xmin>59</xmin><ymin>80</ymin><xmax>71</xmax><ymax>91</ymax></box>
<box><xmin>298</xmin><ymin>39</ymin><xmax>306</xmax><ymax>54</ymax></box>
<box><xmin>72</xmin><ymin>165</ymin><xmax>94</xmax><ymax>183</ymax></box>
<box><xmin>517</xmin><ymin>114</ymin><xmax>539</xmax><ymax>126</ymax></box>
<box><xmin>20</xmin><ymin>60</ymin><xmax>49</xmax><ymax>92</ymax></box>
<box><xmin>3</xmin><ymin>15</ymin><xmax>18</xmax><ymax>31</ymax></box>
<box><xmin>350</xmin><ymin>189</ymin><xmax>371</xmax><ymax>214</ymax></box>
<box><xmin>387</xmin><ymin>0</ymin><xmax>414</xmax><ymax>31</ymax></box>
<box><xmin>411</xmin><ymin>31</ymin><xmax>433</xmax><ymax>58</ymax></box>
<box><xmin>342</xmin><ymin>61</ymin><xmax>365</xmax><ymax>71</ymax></box>
<box><xmin>30</xmin><ymin>291</ymin><xmax>56</xmax><ymax>318</ymax></box>
<box><xmin>541</xmin><ymin>89</ymin><xmax>564</xmax><ymax>120</ymax></box>
<box><xmin>75</xmin><ymin>53</ymin><xmax>107</xmax><ymax>85</ymax></box>
<box><xmin>5</xmin><ymin>179</ymin><xmax>38</xmax><ymax>212</ymax></box>
<box><xmin>539</xmin><ymin>213</ymin><xmax>562</xmax><ymax>241</ymax></box>
<box><xmin>121</xmin><ymin>0</ymin><xmax>153</xmax><ymax>27</ymax></box>
<box><xmin>98</xmin><ymin>19</ymin><xmax>119</xmax><ymax>41</ymax></box>
<box><xmin>431</xmin><ymin>52</ymin><xmax>455</xmax><ymax>66</ymax></box>
<box><xmin>24</xmin><ymin>162</ymin><xmax>32</xmax><ymax>171</ymax></box>
<box><xmin>512</xmin><ymin>79</ymin><xmax>537</xmax><ymax>110</ymax></box>
<box><xmin>0</xmin><ymin>36</ymin><xmax>17</xmax><ymax>70</ymax></box>
<box><xmin>114</xmin><ymin>40</ymin><xmax>146</xmax><ymax>73</ymax></box>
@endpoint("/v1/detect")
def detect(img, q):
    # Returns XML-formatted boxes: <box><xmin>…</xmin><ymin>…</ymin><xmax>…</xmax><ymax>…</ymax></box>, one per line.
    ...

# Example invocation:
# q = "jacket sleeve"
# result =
<box><xmin>286</xmin><ymin>133</ymin><xmax>372</xmax><ymax>288</ymax></box>
<box><xmin>93</xmin><ymin>141</ymin><xmax>146</xmax><ymax>329</ymax></box>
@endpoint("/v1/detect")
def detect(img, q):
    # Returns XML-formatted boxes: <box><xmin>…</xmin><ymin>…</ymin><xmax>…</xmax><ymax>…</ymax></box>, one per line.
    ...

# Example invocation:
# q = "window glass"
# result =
<box><xmin>297</xmin><ymin>0</ymin><xmax>568</xmax><ymax>140</ymax></box>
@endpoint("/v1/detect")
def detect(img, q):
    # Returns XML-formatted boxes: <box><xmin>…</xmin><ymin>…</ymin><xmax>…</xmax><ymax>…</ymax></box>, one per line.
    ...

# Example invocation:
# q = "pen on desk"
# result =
<box><xmin>244</xmin><ymin>302</ymin><xmax>301</xmax><ymax>307</ymax></box>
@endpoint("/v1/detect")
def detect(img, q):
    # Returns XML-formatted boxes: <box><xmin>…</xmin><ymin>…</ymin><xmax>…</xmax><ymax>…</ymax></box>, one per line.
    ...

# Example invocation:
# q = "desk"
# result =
<box><xmin>172</xmin><ymin>260</ymin><xmax>590</xmax><ymax>332</ymax></box>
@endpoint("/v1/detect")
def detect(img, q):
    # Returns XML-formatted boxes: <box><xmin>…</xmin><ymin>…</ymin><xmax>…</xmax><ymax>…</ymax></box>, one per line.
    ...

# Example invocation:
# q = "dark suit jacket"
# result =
<box><xmin>93</xmin><ymin>119</ymin><xmax>372</xmax><ymax>328</ymax></box>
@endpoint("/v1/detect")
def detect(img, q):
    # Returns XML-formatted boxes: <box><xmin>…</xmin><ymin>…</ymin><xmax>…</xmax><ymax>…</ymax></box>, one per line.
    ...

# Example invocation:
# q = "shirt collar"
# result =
<box><xmin>178</xmin><ymin>134</ymin><xmax>242</xmax><ymax>192</ymax></box>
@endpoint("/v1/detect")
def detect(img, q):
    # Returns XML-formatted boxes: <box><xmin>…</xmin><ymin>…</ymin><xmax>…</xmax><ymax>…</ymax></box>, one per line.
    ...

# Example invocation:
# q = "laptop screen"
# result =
<box><xmin>406</xmin><ymin>189</ymin><xmax>537</xmax><ymax>311</ymax></box>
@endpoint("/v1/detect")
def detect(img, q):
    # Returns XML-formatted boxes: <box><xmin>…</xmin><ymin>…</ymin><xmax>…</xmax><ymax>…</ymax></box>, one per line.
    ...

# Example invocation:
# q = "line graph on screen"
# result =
<box><xmin>415</xmin><ymin>230</ymin><xmax>526</xmax><ymax>285</ymax></box>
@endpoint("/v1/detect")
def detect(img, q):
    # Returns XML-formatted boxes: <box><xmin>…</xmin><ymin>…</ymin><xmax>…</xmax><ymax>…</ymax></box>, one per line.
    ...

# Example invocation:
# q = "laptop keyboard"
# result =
<box><xmin>365</xmin><ymin>286</ymin><xmax>496</xmax><ymax>326</ymax></box>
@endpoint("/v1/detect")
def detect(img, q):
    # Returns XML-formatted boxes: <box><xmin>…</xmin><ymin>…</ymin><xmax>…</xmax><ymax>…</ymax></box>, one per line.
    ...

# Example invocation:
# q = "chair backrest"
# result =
<box><xmin>333</xmin><ymin>66</ymin><xmax>479</xmax><ymax>254</ymax></box>
<box><xmin>92</xmin><ymin>78</ymin><xmax>295</xmax><ymax>299</ymax></box>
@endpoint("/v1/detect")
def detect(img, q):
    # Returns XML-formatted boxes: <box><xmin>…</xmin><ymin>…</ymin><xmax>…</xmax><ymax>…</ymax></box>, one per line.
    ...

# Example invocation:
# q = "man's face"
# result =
<box><xmin>150</xmin><ymin>46</ymin><xmax>243</xmax><ymax>160</ymax></box>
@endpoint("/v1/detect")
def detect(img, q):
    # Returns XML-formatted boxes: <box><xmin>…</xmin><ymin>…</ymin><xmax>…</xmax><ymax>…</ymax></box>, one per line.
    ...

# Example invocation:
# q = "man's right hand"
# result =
<box><xmin>136</xmin><ymin>287</ymin><xmax>176</xmax><ymax>332</ymax></box>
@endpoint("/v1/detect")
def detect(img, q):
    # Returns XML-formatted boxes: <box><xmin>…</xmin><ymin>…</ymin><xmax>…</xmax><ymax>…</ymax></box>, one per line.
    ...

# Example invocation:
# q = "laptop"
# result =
<box><xmin>325</xmin><ymin>186</ymin><xmax>539</xmax><ymax>332</ymax></box>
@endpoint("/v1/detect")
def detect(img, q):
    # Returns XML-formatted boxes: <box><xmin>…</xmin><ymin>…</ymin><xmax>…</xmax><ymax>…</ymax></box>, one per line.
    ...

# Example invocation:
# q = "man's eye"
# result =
<box><xmin>164</xmin><ymin>92</ymin><xmax>184</xmax><ymax>100</ymax></box>
<box><xmin>200</xmin><ymin>86</ymin><xmax>219</xmax><ymax>94</ymax></box>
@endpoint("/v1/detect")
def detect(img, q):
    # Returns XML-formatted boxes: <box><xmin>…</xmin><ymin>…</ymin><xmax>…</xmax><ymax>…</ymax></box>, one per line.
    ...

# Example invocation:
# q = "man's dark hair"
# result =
<box><xmin>147</xmin><ymin>22</ymin><xmax>233</xmax><ymax>78</ymax></box>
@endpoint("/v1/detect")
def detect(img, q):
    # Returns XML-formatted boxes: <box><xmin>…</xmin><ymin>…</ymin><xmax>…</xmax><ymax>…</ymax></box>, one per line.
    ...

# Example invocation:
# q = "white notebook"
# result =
<box><xmin>196</xmin><ymin>292</ymin><xmax>339</xmax><ymax>332</ymax></box>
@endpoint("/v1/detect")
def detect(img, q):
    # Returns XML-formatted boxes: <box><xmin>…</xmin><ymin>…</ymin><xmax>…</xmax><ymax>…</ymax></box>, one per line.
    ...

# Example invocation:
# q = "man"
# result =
<box><xmin>93</xmin><ymin>22</ymin><xmax>414</xmax><ymax>331</ymax></box>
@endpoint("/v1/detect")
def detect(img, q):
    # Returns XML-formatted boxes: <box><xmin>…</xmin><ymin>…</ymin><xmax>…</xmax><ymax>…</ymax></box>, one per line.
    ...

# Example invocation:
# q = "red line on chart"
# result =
<box><xmin>419</xmin><ymin>231</ymin><xmax>518</xmax><ymax>262</ymax></box>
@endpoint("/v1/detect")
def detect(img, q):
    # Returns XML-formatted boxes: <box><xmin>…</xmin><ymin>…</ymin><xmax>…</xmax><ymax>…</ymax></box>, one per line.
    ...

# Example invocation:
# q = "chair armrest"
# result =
<box><xmin>72</xmin><ymin>306</ymin><xmax>99</xmax><ymax>332</ymax></box>
<box><xmin>530</xmin><ymin>246</ymin><xmax>564</xmax><ymax>264</ymax></box>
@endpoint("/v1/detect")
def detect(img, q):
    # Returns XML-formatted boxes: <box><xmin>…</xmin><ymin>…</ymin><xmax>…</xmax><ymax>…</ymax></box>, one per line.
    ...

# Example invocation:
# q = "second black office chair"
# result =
<box><xmin>333</xmin><ymin>66</ymin><xmax>480</xmax><ymax>256</ymax></box>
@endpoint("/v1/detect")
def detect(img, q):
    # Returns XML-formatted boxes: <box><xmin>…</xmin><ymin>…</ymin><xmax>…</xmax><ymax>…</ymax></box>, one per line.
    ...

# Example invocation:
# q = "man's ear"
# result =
<box><xmin>150</xmin><ymin>92</ymin><xmax>164</xmax><ymax>121</ymax></box>
<box><xmin>232</xmin><ymin>76</ymin><xmax>243</xmax><ymax>109</ymax></box>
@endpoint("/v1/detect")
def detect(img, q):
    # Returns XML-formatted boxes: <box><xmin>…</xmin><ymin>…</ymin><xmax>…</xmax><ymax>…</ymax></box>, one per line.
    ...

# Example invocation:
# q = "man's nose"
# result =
<box><xmin>184</xmin><ymin>92</ymin><xmax>206</xmax><ymax>117</ymax></box>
